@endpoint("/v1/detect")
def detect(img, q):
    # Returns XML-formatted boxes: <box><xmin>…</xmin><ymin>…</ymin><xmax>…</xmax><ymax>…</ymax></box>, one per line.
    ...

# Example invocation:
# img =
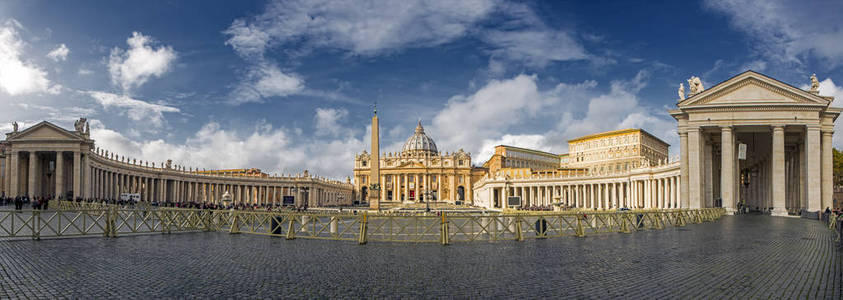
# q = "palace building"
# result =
<box><xmin>564</xmin><ymin>129</ymin><xmax>670</xmax><ymax>173</ymax></box>
<box><xmin>483</xmin><ymin>145</ymin><xmax>559</xmax><ymax>176</ymax></box>
<box><xmin>0</xmin><ymin>121</ymin><xmax>353</xmax><ymax>207</ymax></box>
<box><xmin>353</xmin><ymin>120</ymin><xmax>479</xmax><ymax>206</ymax></box>
<box><xmin>474</xmin><ymin>129</ymin><xmax>678</xmax><ymax>211</ymax></box>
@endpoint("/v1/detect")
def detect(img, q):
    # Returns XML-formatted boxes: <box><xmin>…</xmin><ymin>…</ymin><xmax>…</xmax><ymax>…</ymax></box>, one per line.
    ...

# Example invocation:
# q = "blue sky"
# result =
<box><xmin>1</xmin><ymin>0</ymin><xmax>843</xmax><ymax>179</ymax></box>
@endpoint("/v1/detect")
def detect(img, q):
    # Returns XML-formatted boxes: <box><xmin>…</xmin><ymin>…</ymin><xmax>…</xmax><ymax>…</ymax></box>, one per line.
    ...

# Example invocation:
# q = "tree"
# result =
<box><xmin>834</xmin><ymin>148</ymin><xmax>843</xmax><ymax>187</ymax></box>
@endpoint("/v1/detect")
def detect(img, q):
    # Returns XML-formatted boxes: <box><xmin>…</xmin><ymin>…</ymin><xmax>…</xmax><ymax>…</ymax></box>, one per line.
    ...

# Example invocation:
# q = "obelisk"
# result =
<box><xmin>369</xmin><ymin>105</ymin><xmax>381</xmax><ymax>210</ymax></box>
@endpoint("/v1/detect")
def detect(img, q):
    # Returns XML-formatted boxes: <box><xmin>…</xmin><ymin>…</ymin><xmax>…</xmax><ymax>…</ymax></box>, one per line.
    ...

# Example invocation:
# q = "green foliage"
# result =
<box><xmin>834</xmin><ymin>148</ymin><xmax>843</xmax><ymax>186</ymax></box>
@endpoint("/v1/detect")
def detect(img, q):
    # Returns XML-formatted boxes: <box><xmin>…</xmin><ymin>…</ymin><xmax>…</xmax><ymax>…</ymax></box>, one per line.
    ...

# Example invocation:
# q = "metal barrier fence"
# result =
<box><xmin>1</xmin><ymin>202</ymin><xmax>724</xmax><ymax>244</ymax></box>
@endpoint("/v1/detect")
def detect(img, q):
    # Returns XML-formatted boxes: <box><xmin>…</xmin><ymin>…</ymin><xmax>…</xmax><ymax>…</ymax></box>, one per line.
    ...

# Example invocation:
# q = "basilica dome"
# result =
<box><xmin>402</xmin><ymin>121</ymin><xmax>438</xmax><ymax>156</ymax></box>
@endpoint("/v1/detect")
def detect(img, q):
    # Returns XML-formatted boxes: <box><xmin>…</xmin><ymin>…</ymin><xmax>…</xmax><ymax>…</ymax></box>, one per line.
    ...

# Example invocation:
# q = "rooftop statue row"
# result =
<box><xmin>91</xmin><ymin>146</ymin><xmax>351</xmax><ymax>184</ymax></box>
<box><xmin>678</xmin><ymin>73</ymin><xmax>821</xmax><ymax>101</ymax></box>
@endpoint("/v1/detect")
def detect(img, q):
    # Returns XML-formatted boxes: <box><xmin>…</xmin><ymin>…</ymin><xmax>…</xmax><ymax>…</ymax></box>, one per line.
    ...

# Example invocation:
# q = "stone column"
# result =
<box><xmin>771</xmin><ymin>126</ymin><xmax>787</xmax><ymax>216</ymax></box>
<box><xmin>55</xmin><ymin>152</ymin><xmax>64</xmax><ymax>199</ymax></box>
<box><xmin>614</xmin><ymin>183</ymin><xmax>619</xmax><ymax>208</ymax></box>
<box><xmin>806</xmin><ymin>126</ymin><xmax>821</xmax><ymax>212</ymax></box>
<box><xmin>380</xmin><ymin>175</ymin><xmax>386</xmax><ymax>201</ymax></box>
<box><xmin>28</xmin><ymin>152</ymin><xmax>36</xmax><ymax>198</ymax></box>
<box><xmin>821</xmin><ymin>130</ymin><xmax>833</xmax><ymax>211</ymax></box>
<box><xmin>679</xmin><ymin>131</ymin><xmax>689</xmax><ymax>209</ymax></box>
<box><xmin>437</xmin><ymin>174</ymin><xmax>442</xmax><ymax>201</ymax></box>
<box><xmin>720</xmin><ymin>126</ymin><xmax>735</xmax><ymax>213</ymax></box>
<box><xmin>3</xmin><ymin>153</ymin><xmax>10</xmax><ymax>196</ymax></box>
<box><xmin>72</xmin><ymin>151</ymin><xmax>81</xmax><ymax>199</ymax></box>
<box><xmin>687</xmin><ymin>128</ymin><xmax>703</xmax><ymax>208</ymax></box>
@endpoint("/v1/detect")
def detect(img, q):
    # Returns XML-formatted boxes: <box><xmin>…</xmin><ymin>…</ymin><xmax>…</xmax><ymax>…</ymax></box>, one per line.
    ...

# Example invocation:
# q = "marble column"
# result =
<box><xmin>772</xmin><ymin>126</ymin><xmax>787</xmax><ymax>216</ymax></box>
<box><xmin>821</xmin><ymin>131</ymin><xmax>833</xmax><ymax>211</ymax></box>
<box><xmin>72</xmin><ymin>151</ymin><xmax>81</xmax><ymax>199</ymax></box>
<box><xmin>55</xmin><ymin>152</ymin><xmax>64</xmax><ymax>199</ymax></box>
<box><xmin>720</xmin><ymin>126</ymin><xmax>735</xmax><ymax>212</ymax></box>
<box><xmin>28</xmin><ymin>152</ymin><xmax>36</xmax><ymax>198</ymax></box>
<box><xmin>687</xmin><ymin>128</ymin><xmax>704</xmax><ymax>208</ymax></box>
<box><xmin>3</xmin><ymin>153</ymin><xmax>10</xmax><ymax>196</ymax></box>
<box><xmin>806</xmin><ymin>126</ymin><xmax>821</xmax><ymax>212</ymax></box>
<box><xmin>679</xmin><ymin>131</ymin><xmax>690</xmax><ymax>208</ymax></box>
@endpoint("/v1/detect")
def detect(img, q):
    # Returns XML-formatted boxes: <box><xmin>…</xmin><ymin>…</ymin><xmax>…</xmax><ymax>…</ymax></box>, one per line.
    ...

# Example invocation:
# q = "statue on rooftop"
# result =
<box><xmin>678</xmin><ymin>83</ymin><xmax>685</xmax><ymax>100</ymax></box>
<box><xmin>74</xmin><ymin>118</ymin><xmax>87</xmax><ymax>132</ymax></box>
<box><xmin>810</xmin><ymin>74</ymin><xmax>819</xmax><ymax>93</ymax></box>
<box><xmin>687</xmin><ymin>76</ymin><xmax>704</xmax><ymax>94</ymax></box>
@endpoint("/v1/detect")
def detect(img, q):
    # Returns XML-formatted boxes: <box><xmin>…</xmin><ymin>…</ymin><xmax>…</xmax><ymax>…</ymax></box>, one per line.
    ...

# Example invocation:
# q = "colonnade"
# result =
<box><xmin>0</xmin><ymin>150</ymin><xmax>83</xmax><ymax>199</ymax></box>
<box><xmin>474</xmin><ymin>163</ymin><xmax>681</xmax><ymax>210</ymax></box>
<box><xmin>85</xmin><ymin>150</ymin><xmax>353</xmax><ymax>206</ymax></box>
<box><xmin>368</xmin><ymin>172</ymin><xmax>471</xmax><ymax>203</ymax></box>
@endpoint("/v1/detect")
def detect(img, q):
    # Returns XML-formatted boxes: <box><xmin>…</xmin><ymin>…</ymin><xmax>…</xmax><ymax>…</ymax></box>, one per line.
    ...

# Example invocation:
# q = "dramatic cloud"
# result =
<box><xmin>86</xmin><ymin>91</ymin><xmax>180</xmax><ymax>127</ymax></box>
<box><xmin>89</xmin><ymin>114</ymin><xmax>366</xmax><ymax>179</ymax></box>
<box><xmin>429</xmin><ymin>71</ymin><xmax>677</xmax><ymax>163</ymax></box>
<box><xmin>108</xmin><ymin>32</ymin><xmax>176</xmax><ymax>92</ymax></box>
<box><xmin>224</xmin><ymin>0</ymin><xmax>588</xmax><ymax>67</ymax></box>
<box><xmin>229</xmin><ymin>62</ymin><xmax>304</xmax><ymax>104</ymax></box>
<box><xmin>705</xmin><ymin>0</ymin><xmax>843</xmax><ymax>67</ymax></box>
<box><xmin>0</xmin><ymin>19</ymin><xmax>55</xmax><ymax>95</ymax></box>
<box><xmin>315</xmin><ymin>107</ymin><xmax>350</xmax><ymax>136</ymax></box>
<box><xmin>46</xmin><ymin>43</ymin><xmax>69</xmax><ymax>61</ymax></box>
<box><xmin>222</xmin><ymin>0</ymin><xmax>591</xmax><ymax>104</ymax></box>
<box><xmin>483</xmin><ymin>29</ymin><xmax>587</xmax><ymax>68</ymax></box>
<box><xmin>224</xmin><ymin>0</ymin><xmax>496</xmax><ymax>57</ymax></box>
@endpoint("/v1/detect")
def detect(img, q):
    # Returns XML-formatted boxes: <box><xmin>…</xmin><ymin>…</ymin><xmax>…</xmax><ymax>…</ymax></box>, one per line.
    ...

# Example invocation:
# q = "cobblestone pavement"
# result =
<box><xmin>0</xmin><ymin>215</ymin><xmax>839</xmax><ymax>299</ymax></box>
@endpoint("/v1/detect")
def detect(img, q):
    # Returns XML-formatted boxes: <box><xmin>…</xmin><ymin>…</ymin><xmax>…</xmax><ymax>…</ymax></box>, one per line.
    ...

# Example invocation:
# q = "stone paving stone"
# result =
<box><xmin>0</xmin><ymin>214</ymin><xmax>839</xmax><ymax>299</ymax></box>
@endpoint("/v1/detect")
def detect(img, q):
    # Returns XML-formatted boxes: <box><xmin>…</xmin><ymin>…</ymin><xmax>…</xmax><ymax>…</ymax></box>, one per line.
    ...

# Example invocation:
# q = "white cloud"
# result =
<box><xmin>705</xmin><ymin>0</ymin><xmax>843</xmax><ymax>67</ymax></box>
<box><xmin>46</xmin><ymin>43</ymin><xmax>69</xmax><ymax>61</ymax></box>
<box><xmin>431</xmin><ymin>74</ymin><xmax>544</xmax><ymax>154</ymax></box>
<box><xmin>223</xmin><ymin>19</ymin><xmax>270</xmax><ymax>59</ymax></box>
<box><xmin>0</xmin><ymin>19</ymin><xmax>54</xmax><ymax>95</ymax></box>
<box><xmin>86</xmin><ymin>91</ymin><xmax>180</xmax><ymax>127</ymax></box>
<box><xmin>89</xmin><ymin>113</ymin><xmax>366</xmax><ymax>179</ymax></box>
<box><xmin>484</xmin><ymin>29</ymin><xmax>587</xmax><ymax>67</ymax></box>
<box><xmin>315</xmin><ymin>107</ymin><xmax>350</xmax><ymax>136</ymax></box>
<box><xmin>230</xmin><ymin>62</ymin><xmax>304</xmax><ymax>104</ymax></box>
<box><xmin>108</xmin><ymin>32</ymin><xmax>176</xmax><ymax>92</ymax></box>
<box><xmin>77</xmin><ymin>68</ymin><xmax>93</xmax><ymax>75</ymax></box>
<box><xmin>223</xmin><ymin>0</ymin><xmax>588</xmax><ymax>69</ymax></box>
<box><xmin>428</xmin><ymin>71</ymin><xmax>677</xmax><ymax>162</ymax></box>
<box><xmin>225</xmin><ymin>0</ymin><xmax>497</xmax><ymax>58</ymax></box>
<box><xmin>477</xmin><ymin>134</ymin><xmax>550</xmax><ymax>162</ymax></box>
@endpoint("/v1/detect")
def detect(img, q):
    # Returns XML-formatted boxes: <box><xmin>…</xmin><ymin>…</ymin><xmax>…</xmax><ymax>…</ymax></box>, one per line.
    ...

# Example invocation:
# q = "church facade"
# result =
<box><xmin>353</xmin><ymin>121</ymin><xmax>478</xmax><ymax>205</ymax></box>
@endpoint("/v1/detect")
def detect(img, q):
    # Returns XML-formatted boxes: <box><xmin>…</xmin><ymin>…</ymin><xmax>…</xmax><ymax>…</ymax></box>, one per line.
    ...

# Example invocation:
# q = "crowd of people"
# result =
<box><xmin>519</xmin><ymin>205</ymin><xmax>554</xmax><ymax>211</ymax></box>
<box><xmin>0</xmin><ymin>192</ymin><xmax>324</xmax><ymax>212</ymax></box>
<box><xmin>59</xmin><ymin>197</ymin><xmax>314</xmax><ymax>212</ymax></box>
<box><xmin>0</xmin><ymin>194</ymin><xmax>53</xmax><ymax>210</ymax></box>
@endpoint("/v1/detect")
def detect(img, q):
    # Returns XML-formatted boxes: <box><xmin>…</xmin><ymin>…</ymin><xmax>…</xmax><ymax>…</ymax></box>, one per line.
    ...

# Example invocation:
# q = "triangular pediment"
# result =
<box><xmin>6</xmin><ymin>121</ymin><xmax>86</xmax><ymax>142</ymax></box>
<box><xmin>678</xmin><ymin>71</ymin><xmax>830</xmax><ymax>108</ymax></box>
